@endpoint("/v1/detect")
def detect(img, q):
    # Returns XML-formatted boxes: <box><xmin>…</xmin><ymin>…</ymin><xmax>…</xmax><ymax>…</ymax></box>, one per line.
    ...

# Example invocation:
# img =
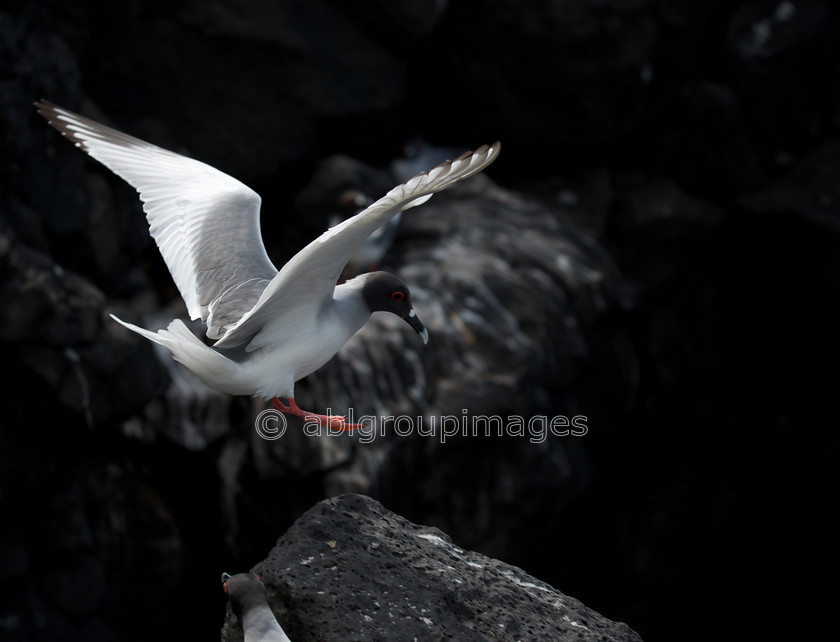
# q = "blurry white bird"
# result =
<box><xmin>392</xmin><ymin>138</ymin><xmax>467</xmax><ymax>182</ymax></box>
<box><xmin>222</xmin><ymin>572</ymin><xmax>292</xmax><ymax>642</ymax></box>
<box><xmin>329</xmin><ymin>190</ymin><xmax>402</xmax><ymax>280</ymax></box>
<box><xmin>36</xmin><ymin>100</ymin><xmax>499</xmax><ymax>429</ymax></box>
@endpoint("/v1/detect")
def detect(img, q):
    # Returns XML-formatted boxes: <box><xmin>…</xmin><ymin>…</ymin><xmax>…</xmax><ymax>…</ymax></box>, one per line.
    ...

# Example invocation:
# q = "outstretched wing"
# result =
<box><xmin>35</xmin><ymin>100</ymin><xmax>278</xmax><ymax>338</ymax></box>
<box><xmin>214</xmin><ymin>141</ymin><xmax>501</xmax><ymax>349</ymax></box>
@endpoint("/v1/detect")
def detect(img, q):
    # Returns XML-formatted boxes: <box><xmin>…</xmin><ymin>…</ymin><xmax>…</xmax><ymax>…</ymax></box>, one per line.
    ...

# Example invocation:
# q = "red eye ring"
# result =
<box><xmin>391</xmin><ymin>291</ymin><xmax>405</xmax><ymax>302</ymax></box>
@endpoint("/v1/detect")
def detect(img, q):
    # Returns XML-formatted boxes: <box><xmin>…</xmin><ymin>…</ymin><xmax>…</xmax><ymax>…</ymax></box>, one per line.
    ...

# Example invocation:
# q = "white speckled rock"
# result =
<box><xmin>221</xmin><ymin>494</ymin><xmax>642</xmax><ymax>641</ymax></box>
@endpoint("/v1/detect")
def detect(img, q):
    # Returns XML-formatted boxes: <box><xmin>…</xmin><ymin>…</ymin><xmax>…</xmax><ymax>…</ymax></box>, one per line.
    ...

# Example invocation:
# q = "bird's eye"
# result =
<box><xmin>391</xmin><ymin>291</ymin><xmax>405</xmax><ymax>301</ymax></box>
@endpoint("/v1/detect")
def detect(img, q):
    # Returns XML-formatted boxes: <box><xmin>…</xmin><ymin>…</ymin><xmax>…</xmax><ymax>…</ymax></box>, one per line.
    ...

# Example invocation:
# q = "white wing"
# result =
<box><xmin>35</xmin><ymin>100</ymin><xmax>277</xmax><ymax>339</ymax></box>
<box><xmin>214</xmin><ymin>141</ymin><xmax>501</xmax><ymax>349</ymax></box>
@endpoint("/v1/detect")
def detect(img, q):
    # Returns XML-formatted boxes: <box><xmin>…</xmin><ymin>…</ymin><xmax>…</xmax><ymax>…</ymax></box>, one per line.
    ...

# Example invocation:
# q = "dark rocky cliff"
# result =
<box><xmin>2</xmin><ymin>1</ymin><xmax>839</xmax><ymax>640</ymax></box>
<box><xmin>221</xmin><ymin>495</ymin><xmax>642</xmax><ymax>641</ymax></box>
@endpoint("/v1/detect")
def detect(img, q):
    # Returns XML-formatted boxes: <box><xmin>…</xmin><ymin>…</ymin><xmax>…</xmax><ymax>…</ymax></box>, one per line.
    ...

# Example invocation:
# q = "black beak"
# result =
<box><xmin>399</xmin><ymin>307</ymin><xmax>429</xmax><ymax>344</ymax></box>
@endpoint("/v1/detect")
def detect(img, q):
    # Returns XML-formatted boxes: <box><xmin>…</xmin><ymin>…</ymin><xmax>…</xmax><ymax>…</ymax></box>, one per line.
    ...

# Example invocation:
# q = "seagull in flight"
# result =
<box><xmin>36</xmin><ymin>100</ymin><xmax>500</xmax><ymax>430</ymax></box>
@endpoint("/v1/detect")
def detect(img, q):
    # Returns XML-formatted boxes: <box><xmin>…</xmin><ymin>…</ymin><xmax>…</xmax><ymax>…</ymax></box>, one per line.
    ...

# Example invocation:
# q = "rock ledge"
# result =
<box><xmin>222</xmin><ymin>494</ymin><xmax>642</xmax><ymax>641</ymax></box>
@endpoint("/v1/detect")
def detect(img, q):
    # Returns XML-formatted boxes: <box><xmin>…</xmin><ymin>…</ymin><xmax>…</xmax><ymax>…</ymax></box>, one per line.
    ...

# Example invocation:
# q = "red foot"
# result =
<box><xmin>272</xmin><ymin>397</ymin><xmax>360</xmax><ymax>432</ymax></box>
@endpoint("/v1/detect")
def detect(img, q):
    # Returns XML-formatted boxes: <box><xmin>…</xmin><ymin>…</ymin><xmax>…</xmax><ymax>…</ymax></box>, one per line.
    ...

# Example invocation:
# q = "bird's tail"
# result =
<box><xmin>110</xmin><ymin>314</ymin><xmax>232</xmax><ymax>379</ymax></box>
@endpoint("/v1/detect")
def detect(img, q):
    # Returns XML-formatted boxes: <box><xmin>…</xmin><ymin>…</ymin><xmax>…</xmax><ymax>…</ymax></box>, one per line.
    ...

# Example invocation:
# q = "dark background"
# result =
<box><xmin>2</xmin><ymin>1</ymin><xmax>839</xmax><ymax>640</ymax></box>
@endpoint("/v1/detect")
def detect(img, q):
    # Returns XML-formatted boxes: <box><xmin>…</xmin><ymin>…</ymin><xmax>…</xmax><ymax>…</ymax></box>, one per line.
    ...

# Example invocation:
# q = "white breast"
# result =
<box><xmin>229</xmin><ymin>294</ymin><xmax>370</xmax><ymax>399</ymax></box>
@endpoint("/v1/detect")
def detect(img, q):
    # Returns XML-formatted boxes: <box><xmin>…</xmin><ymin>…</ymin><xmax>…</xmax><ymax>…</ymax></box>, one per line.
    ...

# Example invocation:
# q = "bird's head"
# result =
<box><xmin>221</xmin><ymin>571</ymin><xmax>268</xmax><ymax>618</ymax></box>
<box><xmin>359</xmin><ymin>272</ymin><xmax>428</xmax><ymax>344</ymax></box>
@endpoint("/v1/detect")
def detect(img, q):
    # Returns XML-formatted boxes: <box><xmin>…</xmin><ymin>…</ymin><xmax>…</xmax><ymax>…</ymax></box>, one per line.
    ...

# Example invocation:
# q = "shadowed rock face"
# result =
<box><xmin>2</xmin><ymin>1</ymin><xmax>840</xmax><ymax>641</ymax></box>
<box><xmin>222</xmin><ymin>494</ymin><xmax>643</xmax><ymax>642</ymax></box>
<box><xmin>289</xmin><ymin>170</ymin><xmax>623</xmax><ymax>565</ymax></box>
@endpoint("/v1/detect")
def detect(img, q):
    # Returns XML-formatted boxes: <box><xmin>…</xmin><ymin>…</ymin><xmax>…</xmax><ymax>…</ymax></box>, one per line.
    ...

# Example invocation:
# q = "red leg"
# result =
<box><xmin>272</xmin><ymin>397</ymin><xmax>291</xmax><ymax>413</ymax></box>
<box><xmin>271</xmin><ymin>397</ymin><xmax>361</xmax><ymax>432</ymax></box>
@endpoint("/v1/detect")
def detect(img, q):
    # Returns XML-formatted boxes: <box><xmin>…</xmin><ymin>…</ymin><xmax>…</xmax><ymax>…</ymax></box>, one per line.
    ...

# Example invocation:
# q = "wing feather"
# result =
<box><xmin>37</xmin><ymin>100</ymin><xmax>500</xmax><ymax>351</ymax></box>
<box><xmin>214</xmin><ymin>141</ymin><xmax>501</xmax><ymax>349</ymax></box>
<box><xmin>35</xmin><ymin>100</ymin><xmax>277</xmax><ymax>337</ymax></box>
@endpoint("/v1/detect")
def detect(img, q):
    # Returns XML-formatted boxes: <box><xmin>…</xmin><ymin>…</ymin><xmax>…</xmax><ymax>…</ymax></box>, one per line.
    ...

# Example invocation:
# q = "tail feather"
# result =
<box><xmin>110</xmin><ymin>314</ymin><xmax>232</xmax><ymax>378</ymax></box>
